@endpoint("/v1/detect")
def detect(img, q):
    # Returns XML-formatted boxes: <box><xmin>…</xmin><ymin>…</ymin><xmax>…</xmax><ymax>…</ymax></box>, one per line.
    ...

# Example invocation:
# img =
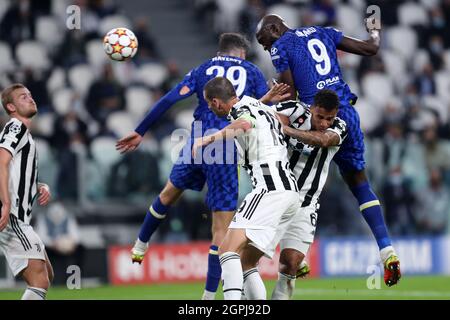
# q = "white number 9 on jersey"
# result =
<box><xmin>307</xmin><ymin>39</ymin><xmax>331</xmax><ymax>76</ymax></box>
<box><xmin>206</xmin><ymin>66</ymin><xmax>247</xmax><ymax>96</ymax></box>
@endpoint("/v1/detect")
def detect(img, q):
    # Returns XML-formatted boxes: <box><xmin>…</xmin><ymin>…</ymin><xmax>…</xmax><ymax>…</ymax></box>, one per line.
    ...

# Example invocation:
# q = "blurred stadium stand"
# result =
<box><xmin>0</xmin><ymin>0</ymin><xmax>450</xmax><ymax>285</ymax></box>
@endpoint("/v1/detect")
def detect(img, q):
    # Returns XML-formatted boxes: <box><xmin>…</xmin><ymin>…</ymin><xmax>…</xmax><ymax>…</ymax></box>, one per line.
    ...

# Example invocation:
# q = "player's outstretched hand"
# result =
<box><xmin>192</xmin><ymin>137</ymin><xmax>203</xmax><ymax>159</ymax></box>
<box><xmin>116</xmin><ymin>132</ymin><xmax>143</xmax><ymax>154</ymax></box>
<box><xmin>365</xmin><ymin>17</ymin><xmax>381</xmax><ymax>33</ymax></box>
<box><xmin>0</xmin><ymin>203</ymin><xmax>10</xmax><ymax>231</ymax></box>
<box><xmin>260</xmin><ymin>82</ymin><xmax>291</xmax><ymax>104</ymax></box>
<box><xmin>37</xmin><ymin>183</ymin><xmax>51</xmax><ymax>206</ymax></box>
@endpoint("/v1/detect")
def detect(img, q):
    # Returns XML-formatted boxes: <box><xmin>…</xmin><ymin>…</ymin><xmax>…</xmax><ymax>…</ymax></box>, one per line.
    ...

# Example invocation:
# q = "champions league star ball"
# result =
<box><xmin>103</xmin><ymin>27</ymin><xmax>138</xmax><ymax>61</ymax></box>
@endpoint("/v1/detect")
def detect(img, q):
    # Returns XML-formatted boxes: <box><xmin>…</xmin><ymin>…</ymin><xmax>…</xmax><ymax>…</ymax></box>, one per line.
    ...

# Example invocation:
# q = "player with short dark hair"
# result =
<box><xmin>0</xmin><ymin>84</ymin><xmax>53</xmax><ymax>300</ymax></box>
<box><xmin>256</xmin><ymin>14</ymin><xmax>401</xmax><ymax>286</ymax></box>
<box><xmin>116</xmin><ymin>33</ymin><xmax>271</xmax><ymax>300</ymax></box>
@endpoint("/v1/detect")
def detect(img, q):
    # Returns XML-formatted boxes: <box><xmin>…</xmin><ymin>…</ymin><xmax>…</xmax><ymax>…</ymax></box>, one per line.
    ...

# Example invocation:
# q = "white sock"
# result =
<box><xmin>219</xmin><ymin>252</ymin><xmax>243</xmax><ymax>300</ymax></box>
<box><xmin>134</xmin><ymin>239</ymin><xmax>148</xmax><ymax>251</ymax></box>
<box><xmin>271</xmin><ymin>272</ymin><xmax>296</xmax><ymax>300</ymax></box>
<box><xmin>243</xmin><ymin>268</ymin><xmax>266</xmax><ymax>300</ymax></box>
<box><xmin>21</xmin><ymin>287</ymin><xmax>47</xmax><ymax>300</ymax></box>
<box><xmin>201</xmin><ymin>290</ymin><xmax>216</xmax><ymax>300</ymax></box>
<box><xmin>380</xmin><ymin>246</ymin><xmax>396</xmax><ymax>263</ymax></box>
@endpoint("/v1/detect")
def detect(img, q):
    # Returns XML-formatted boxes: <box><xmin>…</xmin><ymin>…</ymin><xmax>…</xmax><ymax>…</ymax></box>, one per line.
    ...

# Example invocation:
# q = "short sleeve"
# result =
<box><xmin>324</xmin><ymin>26</ymin><xmax>343</xmax><ymax>46</ymax></box>
<box><xmin>327</xmin><ymin>117</ymin><xmax>347</xmax><ymax>145</ymax></box>
<box><xmin>274</xmin><ymin>101</ymin><xmax>310</xmax><ymax>128</ymax></box>
<box><xmin>270</xmin><ymin>42</ymin><xmax>289</xmax><ymax>74</ymax></box>
<box><xmin>0</xmin><ymin>121</ymin><xmax>28</xmax><ymax>157</ymax></box>
<box><xmin>230</xmin><ymin>106</ymin><xmax>256</xmax><ymax>128</ymax></box>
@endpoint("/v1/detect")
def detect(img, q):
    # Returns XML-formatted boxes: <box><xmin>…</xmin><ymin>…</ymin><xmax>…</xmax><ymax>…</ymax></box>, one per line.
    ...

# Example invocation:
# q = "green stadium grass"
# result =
<box><xmin>1</xmin><ymin>276</ymin><xmax>449</xmax><ymax>300</ymax></box>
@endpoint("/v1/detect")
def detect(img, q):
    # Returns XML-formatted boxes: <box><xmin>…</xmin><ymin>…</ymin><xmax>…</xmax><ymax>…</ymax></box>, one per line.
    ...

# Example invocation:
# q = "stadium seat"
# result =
<box><xmin>381</xmin><ymin>50</ymin><xmax>407</xmax><ymax>91</ymax></box>
<box><xmin>422</xmin><ymin>95</ymin><xmax>448</xmax><ymax>124</ymax></box>
<box><xmin>106</xmin><ymin>111</ymin><xmax>135</xmax><ymax>138</ymax></box>
<box><xmin>68</xmin><ymin>64</ymin><xmax>95</xmax><ymax>98</ymax></box>
<box><xmin>36</xmin><ymin>16</ymin><xmax>64</xmax><ymax>48</ymax></box>
<box><xmin>444</xmin><ymin>49</ymin><xmax>450</xmax><ymax>71</ymax></box>
<box><xmin>0</xmin><ymin>42</ymin><xmax>14</xmax><ymax>72</ymax></box>
<box><xmin>125</xmin><ymin>87</ymin><xmax>153</xmax><ymax>121</ymax></box>
<box><xmin>52</xmin><ymin>88</ymin><xmax>74</xmax><ymax>115</ymax></box>
<box><xmin>386</xmin><ymin>26</ymin><xmax>418</xmax><ymax>61</ymax></box>
<box><xmin>174</xmin><ymin>109</ymin><xmax>194</xmax><ymax>130</ymax></box>
<box><xmin>46</xmin><ymin>67</ymin><xmax>66</xmax><ymax>93</ymax></box>
<box><xmin>99</xmin><ymin>14</ymin><xmax>132</xmax><ymax>36</ymax></box>
<box><xmin>16</xmin><ymin>41</ymin><xmax>50</xmax><ymax>71</ymax></box>
<box><xmin>215</xmin><ymin>0</ymin><xmax>246</xmax><ymax>32</ymax></box>
<box><xmin>361</xmin><ymin>72</ymin><xmax>394</xmax><ymax>107</ymax></box>
<box><xmin>336</xmin><ymin>5</ymin><xmax>365</xmax><ymax>38</ymax></box>
<box><xmin>90</xmin><ymin>136</ymin><xmax>121</xmax><ymax>171</ymax></box>
<box><xmin>267</xmin><ymin>4</ymin><xmax>300</xmax><ymax>28</ymax></box>
<box><xmin>86</xmin><ymin>39</ymin><xmax>109</xmax><ymax>72</ymax></box>
<box><xmin>398</xmin><ymin>2</ymin><xmax>429</xmax><ymax>26</ymax></box>
<box><xmin>412</xmin><ymin>49</ymin><xmax>431</xmax><ymax>74</ymax></box>
<box><xmin>434</xmin><ymin>71</ymin><xmax>450</xmax><ymax>102</ymax></box>
<box><xmin>32</xmin><ymin>113</ymin><xmax>55</xmax><ymax>137</ymax></box>
<box><xmin>353</xmin><ymin>96</ymin><xmax>381</xmax><ymax>133</ymax></box>
<box><xmin>137</xmin><ymin>63</ymin><xmax>168</xmax><ymax>88</ymax></box>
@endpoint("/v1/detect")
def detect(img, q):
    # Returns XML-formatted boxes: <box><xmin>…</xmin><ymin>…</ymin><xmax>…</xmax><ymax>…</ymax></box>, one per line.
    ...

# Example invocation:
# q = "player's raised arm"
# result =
<box><xmin>0</xmin><ymin>148</ymin><xmax>12</xmax><ymax>231</ymax></box>
<box><xmin>337</xmin><ymin>18</ymin><xmax>381</xmax><ymax>56</ymax></box>
<box><xmin>115</xmin><ymin>80</ymin><xmax>195</xmax><ymax>154</ymax></box>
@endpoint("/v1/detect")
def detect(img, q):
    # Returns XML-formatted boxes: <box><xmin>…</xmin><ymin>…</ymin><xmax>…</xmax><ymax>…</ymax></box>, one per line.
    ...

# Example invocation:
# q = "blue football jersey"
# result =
<box><xmin>270</xmin><ymin>26</ymin><xmax>357</xmax><ymax>105</ymax></box>
<box><xmin>179</xmin><ymin>55</ymin><xmax>269</xmax><ymax>134</ymax></box>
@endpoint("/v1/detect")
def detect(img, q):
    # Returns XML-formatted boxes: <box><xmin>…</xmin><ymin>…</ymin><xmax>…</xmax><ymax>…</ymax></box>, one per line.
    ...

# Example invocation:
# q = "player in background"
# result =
<box><xmin>193</xmin><ymin>77</ymin><xmax>299</xmax><ymax>300</ymax></box>
<box><xmin>116</xmin><ymin>33</ymin><xmax>271</xmax><ymax>300</ymax></box>
<box><xmin>0</xmin><ymin>84</ymin><xmax>53</xmax><ymax>300</ymax></box>
<box><xmin>256</xmin><ymin>15</ymin><xmax>401</xmax><ymax>286</ymax></box>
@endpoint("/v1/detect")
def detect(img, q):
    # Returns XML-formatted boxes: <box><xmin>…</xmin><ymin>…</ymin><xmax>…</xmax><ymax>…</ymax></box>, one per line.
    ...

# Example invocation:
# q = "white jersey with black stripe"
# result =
<box><xmin>274</xmin><ymin>100</ymin><xmax>348</xmax><ymax>207</ymax></box>
<box><xmin>0</xmin><ymin>118</ymin><xmax>38</xmax><ymax>224</ymax></box>
<box><xmin>229</xmin><ymin>96</ymin><xmax>298</xmax><ymax>192</ymax></box>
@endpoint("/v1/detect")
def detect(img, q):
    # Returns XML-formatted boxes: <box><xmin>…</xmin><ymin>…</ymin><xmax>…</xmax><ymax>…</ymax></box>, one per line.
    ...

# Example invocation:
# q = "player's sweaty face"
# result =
<box><xmin>206</xmin><ymin>97</ymin><xmax>227</xmax><ymax>117</ymax></box>
<box><xmin>11</xmin><ymin>88</ymin><xmax>37</xmax><ymax>117</ymax></box>
<box><xmin>311</xmin><ymin>107</ymin><xmax>337</xmax><ymax>131</ymax></box>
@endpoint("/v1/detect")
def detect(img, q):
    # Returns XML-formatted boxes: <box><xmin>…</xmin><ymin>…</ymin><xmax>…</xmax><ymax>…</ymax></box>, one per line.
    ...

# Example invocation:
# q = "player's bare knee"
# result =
<box><xmin>25</xmin><ymin>264</ymin><xmax>50</xmax><ymax>289</ymax></box>
<box><xmin>159</xmin><ymin>183</ymin><xmax>182</xmax><ymax>206</ymax></box>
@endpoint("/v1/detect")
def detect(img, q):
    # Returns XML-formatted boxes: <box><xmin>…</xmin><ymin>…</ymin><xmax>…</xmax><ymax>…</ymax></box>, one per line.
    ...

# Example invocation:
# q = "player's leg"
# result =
<box><xmin>241</xmin><ymin>245</ymin><xmax>266</xmax><ymax>300</ymax></box>
<box><xmin>341</xmin><ymin>169</ymin><xmax>401</xmax><ymax>286</ymax></box>
<box><xmin>20</xmin><ymin>259</ymin><xmax>50</xmax><ymax>300</ymax></box>
<box><xmin>132</xmin><ymin>158</ymin><xmax>206</xmax><ymax>263</ymax></box>
<box><xmin>44</xmin><ymin>250</ymin><xmax>54</xmax><ymax>284</ymax></box>
<box><xmin>335</xmin><ymin>105</ymin><xmax>400</xmax><ymax>286</ymax></box>
<box><xmin>202</xmin><ymin>163</ymin><xmax>238</xmax><ymax>300</ymax></box>
<box><xmin>272</xmin><ymin>206</ymin><xmax>315</xmax><ymax>300</ymax></box>
<box><xmin>218</xmin><ymin>228</ymin><xmax>249</xmax><ymax>300</ymax></box>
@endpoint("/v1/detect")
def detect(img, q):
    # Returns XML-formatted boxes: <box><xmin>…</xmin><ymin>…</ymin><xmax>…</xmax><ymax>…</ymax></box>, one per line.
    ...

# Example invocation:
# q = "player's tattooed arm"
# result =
<box><xmin>283</xmin><ymin>126</ymin><xmax>340</xmax><ymax>148</ymax></box>
<box><xmin>192</xmin><ymin>119</ymin><xmax>252</xmax><ymax>158</ymax></box>
<box><xmin>337</xmin><ymin>19</ymin><xmax>381</xmax><ymax>56</ymax></box>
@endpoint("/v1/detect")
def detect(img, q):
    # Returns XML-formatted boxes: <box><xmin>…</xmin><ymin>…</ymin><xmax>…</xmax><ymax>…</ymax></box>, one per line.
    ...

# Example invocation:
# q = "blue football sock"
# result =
<box><xmin>205</xmin><ymin>245</ymin><xmax>221</xmax><ymax>293</ymax></box>
<box><xmin>350</xmin><ymin>182</ymin><xmax>392</xmax><ymax>250</ymax></box>
<box><xmin>138</xmin><ymin>197</ymin><xmax>169</xmax><ymax>243</ymax></box>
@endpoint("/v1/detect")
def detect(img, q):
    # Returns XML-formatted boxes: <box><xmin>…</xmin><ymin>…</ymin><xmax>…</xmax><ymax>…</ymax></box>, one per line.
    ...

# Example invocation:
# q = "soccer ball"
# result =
<box><xmin>103</xmin><ymin>27</ymin><xmax>138</xmax><ymax>61</ymax></box>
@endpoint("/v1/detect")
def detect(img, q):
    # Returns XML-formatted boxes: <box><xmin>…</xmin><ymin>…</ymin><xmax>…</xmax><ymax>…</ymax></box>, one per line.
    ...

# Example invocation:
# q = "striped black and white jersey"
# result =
<box><xmin>0</xmin><ymin>118</ymin><xmax>38</xmax><ymax>224</ymax></box>
<box><xmin>229</xmin><ymin>96</ymin><xmax>298</xmax><ymax>192</ymax></box>
<box><xmin>274</xmin><ymin>100</ymin><xmax>348</xmax><ymax>207</ymax></box>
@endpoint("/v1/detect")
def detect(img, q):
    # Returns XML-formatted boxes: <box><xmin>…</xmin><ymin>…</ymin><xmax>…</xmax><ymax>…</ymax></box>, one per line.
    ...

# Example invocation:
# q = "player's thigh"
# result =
<box><xmin>280</xmin><ymin>205</ymin><xmax>318</xmax><ymax>257</ymax></box>
<box><xmin>218</xmin><ymin>228</ymin><xmax>248</xmax><ymax>255</ymax></box>
<box><xmin>1</xmin><ymin>217</ymin><xmax>46</xmax><ymax>279</ymax></box>
<box><xmin>204</xmin><ymin>163</ymin><xmax>239</xmax><ymax>212</ymax></box>
<box><xmin>334</xmin><ymin>106</ymin><xmax>366</xmax><ymax>173</ymax></box>
<box><xmin>168</xmin><ymin>161</ymin><xmax>205</xmax><ymax>195</ymax></box>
